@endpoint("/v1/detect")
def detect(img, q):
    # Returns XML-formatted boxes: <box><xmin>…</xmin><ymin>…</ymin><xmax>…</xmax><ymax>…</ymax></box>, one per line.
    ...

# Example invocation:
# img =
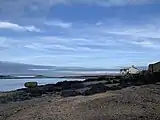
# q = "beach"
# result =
<box><xmin>0</xmin><ymin>83</ymin><xmax>160</xmax><ymax>120</ymax></box>
<box><xmin>0</xmin><ymin>70</ymin><xmax>160</xmax><ymax>120</ymax></box>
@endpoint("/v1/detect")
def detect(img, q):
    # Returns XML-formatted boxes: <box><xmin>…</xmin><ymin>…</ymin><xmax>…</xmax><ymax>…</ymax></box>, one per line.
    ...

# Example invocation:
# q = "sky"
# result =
<box><xmin>0</xmin><ymin>0</ymin><xmax>160</xmax><ymax>68</ymax></box>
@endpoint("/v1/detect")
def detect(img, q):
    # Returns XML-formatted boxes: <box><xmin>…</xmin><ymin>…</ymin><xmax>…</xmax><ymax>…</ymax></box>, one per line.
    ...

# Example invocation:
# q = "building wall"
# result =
<box><xmin>128</xmin><ymin>67</ymin><xmax>139</xmax><ymax>74</ymax></box>
<box><xmin>120</xmin><ymin>70</ymin><xmax>128</xmax><ymax>75</ymax></box>
<box><xmin>120</xmin><ymin>67</ymin><xmax>139</xmax><ymax>75</ymax></box>
<box><xmin>148</xmin><ymin>64</ymin><xmax>153</xmax><ymax>73</ymax></box>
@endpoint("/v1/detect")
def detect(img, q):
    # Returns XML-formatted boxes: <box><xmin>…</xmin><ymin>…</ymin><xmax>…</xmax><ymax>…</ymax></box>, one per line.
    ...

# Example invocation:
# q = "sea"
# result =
<box><xmin>0</xmin><ymin>68</ymin><xmax>120</xmax><ymax>91</ymax></box>
<box><xmin>0</xmin><ymin>70</ymin><xmax>120</xmax><ymax>91</ymax></box>
<box><xmin>0</xmin><ymin>62</ymin><xmax>147</xmax><ymax>91</ymax></box>
<box><xmin>0</xmin><ymin>78</ymin><xmax>85</xmax><ymax>92</ymax></box>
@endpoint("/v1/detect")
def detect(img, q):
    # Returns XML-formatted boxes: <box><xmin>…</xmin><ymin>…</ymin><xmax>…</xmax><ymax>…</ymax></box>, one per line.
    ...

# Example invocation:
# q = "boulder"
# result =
<box><xmin>82</xmin><ymin>83</ymin><xmax>109</xmax><ymax>96</ymax></box>
<box><xmin>109</xmin><ymin>85</ymin><xmax>122</xmax><ymax>90</ymax></box>
<box><xmin>61</xmin><ymin>90</ymin><xmax>81</xmax><ymax>97</ymax></box>
<box><xmin>39</xmin><ymin>84</ymin><xmax>55</xmax><ymax>93</ymax></box>
<box><xmin>24</xmin><ymin>82</ymin><xmax>38</xmax><ymax>88</ymax></box>
<box><xmin>0</xmin><ymin>91</ymin><xmax>31</xmax><ymax>104</ymax></box>
<box><xmin>27</xmin><ymin>87</ymin><xmax>42</xmax><ymax>97</ymax></box>
<box><xmin>55</xmin><ymin>81</ymin><xmax>83</xmax><ymax>90</ymax></box>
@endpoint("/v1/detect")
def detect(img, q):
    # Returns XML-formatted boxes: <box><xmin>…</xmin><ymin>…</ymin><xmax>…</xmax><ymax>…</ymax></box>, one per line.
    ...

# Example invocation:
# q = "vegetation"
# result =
<box><xmin>24</xmin><ymin>82</ymin><xmax>38</xmax><ymax>88</ymax></box>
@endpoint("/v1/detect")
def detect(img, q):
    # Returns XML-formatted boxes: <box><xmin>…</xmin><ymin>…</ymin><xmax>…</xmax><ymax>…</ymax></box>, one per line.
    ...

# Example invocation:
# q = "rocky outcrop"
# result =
<box><xmin>1</xmin><ymin>68</ymin><xmax>160</xmax><ymax>104</ymax></box>
<box><xmin>24</xmin><ymin>82</ymin><xmax>38</xmax><ymax>88</ymax></box>
<box><xmin>82</xmin><ymin>83</ymin><xmax>109</xmax><ymax>96</ymax></box>
<box><xmin>61</xmin><ymin>90</ymin><xmax>81</xmax><ymax>97</ymax></box>
<box><xmin>0</xmin><ymin>91</ymin><xmax>31</xmax><ymax>104</ymax></box>
<box><xmin>55</xmin><ymin>81</ymin><xmax>84</xmax><ymax>90</ymax></box>
<box><xmin>148</xmin><ymin>62</ymin><xmax>160</xmax><ymax>73</ymax></box>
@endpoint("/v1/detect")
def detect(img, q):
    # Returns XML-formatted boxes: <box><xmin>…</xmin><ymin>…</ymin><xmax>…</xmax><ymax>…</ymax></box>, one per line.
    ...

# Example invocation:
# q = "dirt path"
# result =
<box><xmin>1</xmin><ymin>83</ymin><xmax>160</xmax><ymax>120</ymax></box>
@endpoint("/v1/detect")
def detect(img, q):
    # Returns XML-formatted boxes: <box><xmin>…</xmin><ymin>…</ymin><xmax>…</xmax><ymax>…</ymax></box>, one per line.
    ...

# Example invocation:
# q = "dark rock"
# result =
<box><xmin>71</xmin><ymin>83</ymin><xmax>84</xmax><ymax>89</ymax></box>
<box><xmin>84</xmin><ymin>76</ymin><xmax>107</xmax><ymax>82</ymax></box>
<box><xmin>39</xmin><ymin>84</ymin><xmax>55</xmax><ymax>93</ymax></box>
<box><xmin>119</xmin><ymin>79</ymin><xmax>130</xmax><ymax>87</ymax></box>
<box><xmin>112</xmin><ymin>79</ymin><xmax>120</xmax><ymax>84</ymax></box>
<box><xmin>0</xmin><ymin>91</ymin><xmax>31</xmax><ymax>104</ymax></box>
<box><xmin>55</xmin><ymin>81</ymin><xmax>83</xmax><ymax>90</ymax></box>
<box><xmin>109</xmin><ymin>85</ymin><xmax>122</xmax><ymax>90</ymax></box>
<box><xmin>82</xmin><ymin>83</ymin><xmax>109</xmax><ymax>96</ymax></box>
<box><xmin>105</xmin><ymin>81</ymin><xmax>112</xmax><ymax>84</ymax></box>
<box><xmin>27</xmin><ymin>87</ymin><xmax>43</xmax><ymax>97</ymax></box>
<box><xmin>61</xmin><ymin>90</ymin><xmax>81</xmax><ymax>97</ymax></box>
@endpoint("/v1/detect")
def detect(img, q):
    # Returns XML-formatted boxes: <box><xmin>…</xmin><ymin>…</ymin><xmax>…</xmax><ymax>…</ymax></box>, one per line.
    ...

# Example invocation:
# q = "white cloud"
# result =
<box><xmin>131</xmin><ymin>40</ymin><xmax>159</xmax><ymax>48</ymax></box>
<box><xmin>96</xmin><ymin>22</ymin><xmax>102</xmax><ymax>26</ymax></box>
<box><xmin>0</xmin><ymin>21</ymin><xmax>40</xmax><ymax>32</ymax></box>
<box><xmin>92</xmin><ymin>0</ymin><xmax>155</xmax><ymax>6</ymax></box>
<box><xmin>106</xmin><ymin>26</ymin><xmax>160</xmax><ymax>39</ymax></box>
<box><xmin>23</xmin><ymin>26</ymin><xmax>40</xmax><ymax>32</ymax></box>
<box><xmin>1</xmin><ymin>16</ymin><xmax>160</xmax><ymax>67</ymax></box>
<box><xmin>45</xmin><ymin>20</ymin><xmax>72</xmax><ymax>28</ymax></box>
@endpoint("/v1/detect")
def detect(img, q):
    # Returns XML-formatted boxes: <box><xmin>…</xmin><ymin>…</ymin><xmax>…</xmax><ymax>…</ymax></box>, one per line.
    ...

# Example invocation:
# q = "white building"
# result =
<box><xmin>120</xmin><ymin>65</ymin><xmax>140</xmax><ymax>75</ymax></box>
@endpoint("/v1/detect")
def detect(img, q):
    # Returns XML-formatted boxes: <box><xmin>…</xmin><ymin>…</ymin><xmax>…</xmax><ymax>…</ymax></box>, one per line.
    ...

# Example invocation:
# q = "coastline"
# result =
<box><xmin>0</xmin><ymin>74</ymin><xmax>121</xmax><ymax>92</ymax></box>
<box><xmin>1</xmin><ymin>82</ymin><xmax>160</xmax><ymax>120</ymax></box>
<box><xmin>1</xmin><ymin>71</ymin><xmax>160</xmax><ymax>120</ymax></box>
<box><xmin>0</xmin><ymin>74</ymin><xmax>121</xmax><ymax>79</ymax></box>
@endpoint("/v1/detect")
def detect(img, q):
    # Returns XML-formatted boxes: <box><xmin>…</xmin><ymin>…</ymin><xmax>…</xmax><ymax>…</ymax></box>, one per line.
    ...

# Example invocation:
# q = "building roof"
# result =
<box><xmin>154</xmin><ymin>61</ymin><xmax>160</xmax><ymax>65</ymax></box>
<box><xmin>149</xmin><ymin>61</ymin><xmax>160</xmax><ymax>66</ymax></box>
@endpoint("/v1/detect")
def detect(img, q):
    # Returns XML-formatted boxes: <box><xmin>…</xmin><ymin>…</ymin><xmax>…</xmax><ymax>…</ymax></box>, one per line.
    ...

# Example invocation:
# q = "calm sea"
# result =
<box><xmin>0</xmin><ymin>78</ymin><xmax>84</xmax><ymax>92</ymax></box>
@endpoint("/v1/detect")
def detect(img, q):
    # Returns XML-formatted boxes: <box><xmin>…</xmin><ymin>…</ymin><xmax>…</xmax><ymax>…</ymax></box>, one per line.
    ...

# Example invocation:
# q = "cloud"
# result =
<box><xmin>0</xmin><ymin>21</ymin><xmax>40</xmax><ymax>32</ymax></box>
<box><xmin>92</xmin><ymin>0</ymin><xmax>156</xmax><ymax>6</ymax></box>
<box><xmin>81</xmin><ymin>18</ymin><xmax>160</xmax><ymax>48</ymax></box>
<box><xmin>0</xmin><ymin>0</ymin><xmax>156</xmax><ymax>9</ymax></box>
<box><xmin>105</xmin><ymin>25</ymin><xmax>160</xmax><ymax>39</ymax></box>
<box><xmin>0</xmin><ymin>0</ymin><xmax>158</xmax><ymax>18</ymax></box>
<box><xmin>131</xmin><ymin>40</ymin><xmax>160</xmax><ymax>48</ymax></box>
<box><xmin>96</xmin><ymin>22</ymin><xmax>102</xmax><ymax>26</ymax></box>
<box><xmin>45</xmin><ymin>20</ymin><xmax>72</xmax><ymax>28</ymax></box>
<box><xmin>0</xmin><ymin>17</ymin><xmax>160</xmax><ymax>67</ymax></box>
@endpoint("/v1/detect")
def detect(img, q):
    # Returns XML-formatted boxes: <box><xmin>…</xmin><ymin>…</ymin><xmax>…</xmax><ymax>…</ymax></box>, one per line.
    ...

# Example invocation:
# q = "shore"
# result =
<box><xmin>0</xmin><ymin>83</ymin><xmax>160</xmax><ymax>120</ymax></box>
<box><xmin>0</xmin><ymin>74</ymin><xmax>160</xmax><ymax>120</ymax></box>
<box><xmin>0</xmin><ymin>74</ymin><xmax>121</xmax><ymax>79</ymax></box>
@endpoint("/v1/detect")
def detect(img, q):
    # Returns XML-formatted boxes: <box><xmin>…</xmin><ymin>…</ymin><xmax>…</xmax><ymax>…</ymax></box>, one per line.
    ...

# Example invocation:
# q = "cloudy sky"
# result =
<box><xmin>0</xmin><ymin>0</ymin><xmax>160</xmax><ymax>68</ymax></box>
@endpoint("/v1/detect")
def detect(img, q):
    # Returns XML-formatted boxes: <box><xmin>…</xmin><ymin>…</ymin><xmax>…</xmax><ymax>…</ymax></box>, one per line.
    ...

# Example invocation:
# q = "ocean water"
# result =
<box><xmin>0</xmin><ymin>78</ymin><xmax>84</xmax><ymax>92</ymax></box>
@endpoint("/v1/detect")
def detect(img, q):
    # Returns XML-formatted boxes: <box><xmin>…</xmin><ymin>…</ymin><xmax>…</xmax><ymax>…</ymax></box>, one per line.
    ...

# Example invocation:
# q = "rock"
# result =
<box><xmin>55</xmin><ymin>81</ymin><xmax>84</xmax><ymax>90</ymax></box>
<box><xmin>82</xmin><ymin>83</ymin><xmax>109</xmax><ymax>96</ymax></box>
<box><xmin>109</xmin><ymin>85</ymin><xmax>122</xmax><ymax>90</ymax></box>
<box><xmin>61</xmin><ymin>90</ymin><xmax>81</xmax><ymax>97</ymax></box>
<box><xmin>24</xmin><ymin>82</ymin><xmax>38</xmax><ymax>88</ymax></box>
<box><xmin>39</xmin><ymin>84</ymin><xmax>55</xmax><ymax>93</ymax></box>
<box><xmin>0</xmin><ymin>91</ymin><xmax>31</xmax><ymax>104</ymax></box>
<box><xmin>27</xmin><ymin>88</ymin><xmax>43</xmax><ymax>97</ymax></box>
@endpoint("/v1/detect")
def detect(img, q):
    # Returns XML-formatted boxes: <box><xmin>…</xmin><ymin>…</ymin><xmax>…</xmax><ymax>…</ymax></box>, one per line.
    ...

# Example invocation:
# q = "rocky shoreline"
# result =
<box><xmin>0</xmin><ymin>76</ymin><xmax>120</xmax><ymax>104</ymax></box>
<box><xmin>0</xmin><ymin>72</ymin><xmax>160</xmax><ymax>120</ymax></box>
<box><xmin>1</xmin><ymin>72</ymin><xmax>160</xmax><ymax>104</ymax></box>
<box><xmin>0</xmin><ymin>82</ymin><xmax>160</xmax><ymax>120</ymax></box>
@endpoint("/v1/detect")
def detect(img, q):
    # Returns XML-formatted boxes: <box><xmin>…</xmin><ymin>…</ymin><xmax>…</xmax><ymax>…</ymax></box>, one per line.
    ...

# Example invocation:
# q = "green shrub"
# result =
<box><xmin>24</xmin><ymin>82</ymin><xmax>38</xmax><ymax>88</ymax></box>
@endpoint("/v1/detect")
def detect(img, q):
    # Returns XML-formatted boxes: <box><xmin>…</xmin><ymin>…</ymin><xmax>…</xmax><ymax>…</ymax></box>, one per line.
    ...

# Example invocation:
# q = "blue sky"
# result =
<box><xmin>0</xmin><ymin>0</ymin><xmax>160</xmax><ymax>68</ymax></box>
